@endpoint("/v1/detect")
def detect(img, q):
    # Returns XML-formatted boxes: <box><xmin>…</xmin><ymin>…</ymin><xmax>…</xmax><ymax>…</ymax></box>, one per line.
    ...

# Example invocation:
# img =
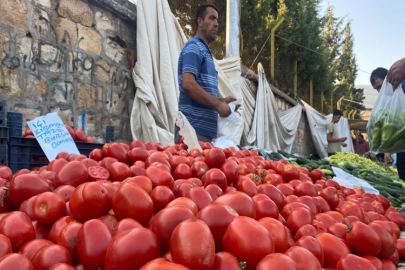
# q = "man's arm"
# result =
<box><xmin>327</xmin><ymin>133</ymin><xmax>345</xmax><ymax>143</ymax></box>
<box><xmin>182</xmin><ymin>73</ymin><xmax>231</xmax><ymax>117</ymax></box>
<box><xmin>387</xmin><ymin>57</ymin><xmax>405</xmax><ymax>89</ymax></box>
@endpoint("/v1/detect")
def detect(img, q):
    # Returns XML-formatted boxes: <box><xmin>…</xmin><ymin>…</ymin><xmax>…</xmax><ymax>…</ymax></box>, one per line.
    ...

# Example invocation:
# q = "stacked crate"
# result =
<box><xmin>0</xmin><ymin>102</ymin><xmax>7</xmax><ymax>166</ymax></box>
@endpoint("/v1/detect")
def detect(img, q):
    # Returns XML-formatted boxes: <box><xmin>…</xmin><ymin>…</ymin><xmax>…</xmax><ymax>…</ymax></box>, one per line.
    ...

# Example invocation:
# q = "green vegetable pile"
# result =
<box><xmin>368</xmin><ymin>110</ymin><xmax>405</xmax><ymax>153</ymax></box>
<box><xmin>329</xmin><ymin>152</ymin><xmax>405</xmax><ymax>207</ymax></box>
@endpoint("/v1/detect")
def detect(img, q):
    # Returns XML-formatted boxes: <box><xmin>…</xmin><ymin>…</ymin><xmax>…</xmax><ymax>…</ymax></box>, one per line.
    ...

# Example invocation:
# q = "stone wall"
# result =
<box><xmin>0</xmin><ymin>0</ymin><xmax>137</xmax><ymax>142</ymax></box>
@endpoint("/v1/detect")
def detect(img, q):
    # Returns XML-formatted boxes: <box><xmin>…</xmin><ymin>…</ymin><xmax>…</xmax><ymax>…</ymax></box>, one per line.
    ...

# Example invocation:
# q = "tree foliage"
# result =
<box><xmin>168</xmin><ymin>0</ymin><xmax>363</xmax><ymax>116</ymax></box>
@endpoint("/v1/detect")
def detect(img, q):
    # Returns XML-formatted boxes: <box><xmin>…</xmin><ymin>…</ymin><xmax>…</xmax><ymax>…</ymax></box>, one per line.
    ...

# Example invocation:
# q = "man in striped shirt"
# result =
<box><xmin>175</xmin><ymin>4</ymin><xmax>238</xmax><ymax>144</ymax></box>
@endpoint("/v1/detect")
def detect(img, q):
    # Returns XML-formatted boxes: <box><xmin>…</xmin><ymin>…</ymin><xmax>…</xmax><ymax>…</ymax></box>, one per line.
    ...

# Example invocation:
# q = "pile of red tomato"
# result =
<box><xmin>23</xmin><ymin>125</ymin><xmax>95</xmax><ymax>143</ymax></box>
<box><xmin>0</xmin><ymin>139</ymin><xmax>405</xmax><ymax>270</ymax></box>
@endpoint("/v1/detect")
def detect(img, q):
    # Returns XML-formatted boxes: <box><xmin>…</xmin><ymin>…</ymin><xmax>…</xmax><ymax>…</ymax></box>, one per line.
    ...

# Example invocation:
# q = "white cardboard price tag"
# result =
<box><xmin>27</xmin><ymin>113</ymin><xmax>80</xmax><ymax>161</ymax></box>
<box><xmin>172</xmin><ymin>111</ymin><xmax>202</xmax><ymax>152</ymax></box>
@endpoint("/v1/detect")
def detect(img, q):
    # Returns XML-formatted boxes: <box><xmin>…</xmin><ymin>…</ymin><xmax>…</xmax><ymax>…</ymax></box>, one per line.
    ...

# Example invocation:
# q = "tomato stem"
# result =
<box><xmin>345</xmin><ymin>224</ymin><xmax>352</xmax><ymax>233</ymax></box>
<box><xmin>239</xmin><ymin>261</ymin><xmax>246</xmax><ymax>270</ymax></box>
<box><xmin>1</xmin><ymin>186</ymin><xmax>8</xmax><ymax>208</ymax></box>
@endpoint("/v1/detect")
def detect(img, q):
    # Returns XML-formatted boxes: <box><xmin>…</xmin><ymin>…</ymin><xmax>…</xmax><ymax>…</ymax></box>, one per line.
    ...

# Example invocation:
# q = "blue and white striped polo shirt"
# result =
<box><xmin>178</xmin><ymin>35</ymin><xmax>219</xmax><ymax>138</ymax></box>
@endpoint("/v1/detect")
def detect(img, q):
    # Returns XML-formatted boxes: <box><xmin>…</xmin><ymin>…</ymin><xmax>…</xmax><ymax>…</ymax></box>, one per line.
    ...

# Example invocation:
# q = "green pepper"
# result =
<box><xmin>370</xmin><ymin>128</ymin><xmax>382</xmax><ymax>151</ymax></box>
<box><xmin>382</xmin><ymin>123</ymin><xmax>395</xmax><ymax>144</ymax></box>
<box><xmin>383</xmin><ymin>126</ymin><xmax>405</xmax><ymax>152</ymax></box>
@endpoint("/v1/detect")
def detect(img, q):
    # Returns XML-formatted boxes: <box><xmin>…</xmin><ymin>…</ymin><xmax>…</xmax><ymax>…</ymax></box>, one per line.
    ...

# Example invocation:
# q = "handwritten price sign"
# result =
<box><xmin>27</xmin><ymin>113</ymin><xmax>80</xmax><ymax>161</ymax></box>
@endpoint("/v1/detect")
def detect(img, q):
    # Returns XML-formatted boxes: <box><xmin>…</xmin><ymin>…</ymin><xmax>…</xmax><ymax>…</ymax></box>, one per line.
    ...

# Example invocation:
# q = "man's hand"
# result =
<box><xmin>341</xmin><ymin>143</ymin><xmax>347</xmax><ymax>147</ymax></box>
<box><xmin>340</xmin><ymin>137</ymin><xmax>347</xmax><ymax>142</ymax></box>
<box><xmin>220</xmin><ymin>96</ymin><xmax>237</xmax><ymax>104</ymax></box>
<box><xmin>387</xmin><ymin>58</ymin><xmax>405</xmax><ymax>89</ymax></box>
<box><xmin>216</xmin><ymin>102</ymin><xmax>232</xmax><ymax>117</ymax></box>
<box><xmin>384</xmin><ymin>153</ymin><xmax>393</xmax><ymax>166</ymax></box>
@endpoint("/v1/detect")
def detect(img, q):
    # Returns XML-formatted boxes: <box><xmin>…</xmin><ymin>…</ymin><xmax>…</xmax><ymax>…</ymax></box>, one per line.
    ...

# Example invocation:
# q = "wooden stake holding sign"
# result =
<box><xmin>172</xmin><ymin>111</ymin><xmax>203</xmax><ymax>152</ymax></box>
<box><xmin>27</xmin><ymin>113</ymin><xmax>80</xmax><ymax>161</ymax></box>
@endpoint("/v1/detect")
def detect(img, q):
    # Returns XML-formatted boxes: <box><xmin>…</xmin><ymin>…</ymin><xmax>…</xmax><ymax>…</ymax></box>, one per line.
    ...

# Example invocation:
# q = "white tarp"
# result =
<box><xmin>131</xmin><ymin>0</ymin><xmax>244</xmax><ymax>146</ymax></box>
<box><xmin>302</xmin><ymin>100</ymin><xmax>354</xmax><ymax>158</ymax></box>
<box><xmin>242</xmin><ymin>64</ymin><xmax>302</xmax><ymax>152</ymax></box>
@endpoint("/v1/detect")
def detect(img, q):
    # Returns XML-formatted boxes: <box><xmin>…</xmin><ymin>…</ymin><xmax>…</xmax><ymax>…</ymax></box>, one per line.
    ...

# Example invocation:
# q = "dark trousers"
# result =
<box><xmin>397</xmin><ymin>152</ymin><xmax>405</xmax><ymax>181</ymax></box>
<box><xmin>174</xmin><ymin>126</ymin><xmax>212</xmax><ymax>144</ymax></box>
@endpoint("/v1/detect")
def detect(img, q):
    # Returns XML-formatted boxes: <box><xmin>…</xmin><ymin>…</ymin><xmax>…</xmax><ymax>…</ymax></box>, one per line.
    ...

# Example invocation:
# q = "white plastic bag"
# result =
<box><xmin>218</xmin><ymin>101</ymin><xmax>239</xmax><ymax>124</ymax></box>
<box><xmin>213</xmin><ymin>136</ymin><xmax>239</xmax><ymax>149</ymax></box>
<box><xmin>367</xmin><ymin>78</ymin><xmax>405</xmax><ymax>153</ymax></box>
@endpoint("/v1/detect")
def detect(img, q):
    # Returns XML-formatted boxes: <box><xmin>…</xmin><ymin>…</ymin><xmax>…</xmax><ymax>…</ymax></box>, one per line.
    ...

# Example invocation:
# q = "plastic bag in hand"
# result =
<box><xmin>367</xmin><ymin>78</ymin><xmax>405</xmax><ymax>153</ymax></box>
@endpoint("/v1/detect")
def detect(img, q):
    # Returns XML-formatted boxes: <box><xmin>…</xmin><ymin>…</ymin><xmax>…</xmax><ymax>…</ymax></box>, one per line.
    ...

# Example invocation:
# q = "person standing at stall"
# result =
<box><xmin>175</xmin><ymin>4</ymin><xmax>238</xmax><ymax>144</ymax></box>
<box><xmin>355</xmin><ymin>134</ymin><xmax>370</xmax><ymax>155</ymax></box>
<box><xmin>371</xmin><ymin>57</ymin><xmax>405</xmax><ymax>180</ymax></box>
<box><xmin>326</xmin><ymin>110</ymin><xmax>347</xmax><ymax>156</ymax></box>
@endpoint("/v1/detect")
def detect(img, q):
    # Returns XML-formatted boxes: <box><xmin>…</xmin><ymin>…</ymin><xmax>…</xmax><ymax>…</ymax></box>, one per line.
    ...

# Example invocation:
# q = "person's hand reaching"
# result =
<box><xmin>387</xmin><ymin>58</ymin><xmax>405</xmax><ymax>90</ymax></box>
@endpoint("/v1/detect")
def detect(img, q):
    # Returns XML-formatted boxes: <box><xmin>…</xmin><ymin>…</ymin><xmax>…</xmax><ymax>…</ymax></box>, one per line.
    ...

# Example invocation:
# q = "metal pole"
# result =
<box><xmin>310</xmin><ymin>79</ymin><xmax>313</xmax><ymax>107</ymax></box>
<box><xmin>293</xmin><ymin>60</ymin><xmax>298</xmax><ymax>97</ymax></box>
<box><xmin>271</xmin><ymin>17</ymin><xmax>285</xmax><ymax>80</ymax></box>
<box><xmin>321</xmin><ymin>92</ymin><xmax>324</xmax><ymax>113</ymax></box>
<box><xmin>330</xmin><ymin>85</ymin><xmax>339</xmax><ymax>111</ymax></box>
<box><xmin>226</xmin><ymin>0</ymin><xmax>240</xmax><ymax>57</ymax></box>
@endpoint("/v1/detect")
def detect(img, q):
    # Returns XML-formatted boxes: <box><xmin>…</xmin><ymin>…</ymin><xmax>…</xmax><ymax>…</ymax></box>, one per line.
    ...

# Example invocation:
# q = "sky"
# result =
<box><xmin>321</xmin><ymin>0</ymin><xmax>405</xmax><ymax>85</ymax></box>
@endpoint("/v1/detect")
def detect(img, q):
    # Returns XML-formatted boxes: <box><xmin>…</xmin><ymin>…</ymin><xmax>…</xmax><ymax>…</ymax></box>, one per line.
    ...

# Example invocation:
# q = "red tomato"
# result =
<box><xmin>31</xmin><ymin>244</ymin><xmax>72</xmax><ymax>270</ymax></box>
<box><xmin>223</xmin><ymin>216</ymin><xmax>273</xmax><ymax>270</ymax></box>
<box><xmin>296</xmin><ymin>196</ymin><xmax>318</xmax><ymax>215</ymax></box>
<box><xmin>173</xmin><ymin>163</ymin><xmax>192</xmax><ymax>180</ymax></box>
<box><xmin>100</xmin><ymin>157</ymin><xmax>118</xmax><ymax>169</ymax></box>
<box><xmin>33</xmin><ymin>192</ymin><xmax>66</xmax><ymax>226</ymax></box>
<box><xmin>97</xmin><ymin>215</ymin><xmax>118</xmax><ymax>236</ymax></box>
<box><xmin>385</xmin><ymin>212</ymin><xmax>405</xmax><ymax>229</ymax></box>
<box><xmin>294</xmin><ymin>182</ymin><xmax>317</xmax><ymax>197</ymax></box>
<box><xmin>150</xmin><ymin>186</ymin><xmax>175</xmax><ymax>213</ymax></box>
<box><xmin>39</xmin><ymin>170</ymin><xmax>56</xmax><ymax>181</ymax></box>
<box><xmin>74</xmin><ymin>128</ymin><xmax>86</xmax><ymax>142</ymax></box>
<box><xmin>294</xmin><ymin>224</ymin><xmax>318</xmax><ymax>241</ymax></box>
<box><xmin>254</xmin><ymin>198</ymin><xmax>278</xmax><ymax>220</ymax></box>
<box><xmin>69</xmin><ymin>182</ymin><xmax>109</xmax><ymax>222</ymax></box>
<box><xmin>57</xmin><ymin>222</ymin><xmax>82</xmax><ymax>265</ymax></box>
<box><xmin>74</xmin><ymin>155</ymin><xmax>87</xmax><ymax>162</ymax></box>
<box><xmin>77</xmin><ymin>219</ymin><xmax>112</xmax><ymax>270</ymax></box>
<box><xmin>81</xmin><ymin>158</ymin><xmax>99</xmax><ymax>169</ymax></box>
<box><xmin>54</xmin><ymin>161</ymin><xmax>88</xmax><ymax>188</ymax></box>
<box><xmin>144</xmin><ymin>167</ymin><xmax>174</xmax><ymax>189</ymax></box>
<box><xmin>54</xmin><ymin>186</ymin><xmax>76</xmax><ymax>203</ymax></box>
<box><xmin>205</xmin><ymin>184</ymin><xmax>223</xmax><ymax>201</ymax></box>
<box><xmin>256</xmin><ymin>253</ymin><xmax>298</xmax><ymax>270</ymax></box>
<box><xmin>185</xmin><ymin>186</ymin><xmax>213</xmax><ymax>211</ymax></box>
<box><xmin>129</xmin><ymin>165</ymin><xmax>145</xmax><ymax>177</ymax></box>
<box><xmin>381</xmin><ymin>259</ymin><xmax>396</xmax><ymax>270</ymax></box>
<box><xmin>315</xmin><ymin>196</ymin><xmax>331</xmax><ymax>212</ymax></box>
<box><xmin>0</xmin><ymin>211</ymin><xmax>35</xmax><ymax>252</ymax></box>
<box><xmin>328</xmin><ymin>223</ymin><xmax>347</xmax><ymax>240</ymax></box>
<box><xmin>19</xmin><ymin>239</ymin><xmax>53</xmax><ymax>261</ymax></box>
<box><xmin>280</xmin><ymin>164</ymin><xmax>300</xmax><ymax>182</ymax></box>
<box><xmin>308</xmin><ymin>169</ymin><xmax>325</xmax><ymax>181</ymax></box>
<box><xmin>170</xmin><ymin>219</ymin><xmax>215</xmax><ymax>270</ymax></box>
<box><xmin>124</xmin><ymin>176</ymin><xmax>153</xmax><ymax>194</ymax></box>
<box><xmin>320</xmin><ymin>186</ymin><xmax>339</xmax><ymax>210</ymax></box>
<box><xmin>285</xmin><ymin>246</ymin><xmax>321</xmax><ymax>270</ymax></box>
<box><xmin>105</xmin><ymin>227</ymin><xmax>160</xmax><ymax>270</ymax></box>
<box><xmin>150</xmin><ymin>206</ymin><xmax>195</xmax><ymax>253</ymax></box>
<box><xmin>191</xmin><ymin>161</ymin><xmax>209</xmax><ymax>179</ymax></box>
<box><xmin>368</xmin><ymin>223</ymin><xmax>396</xmax><ymax>259</ymax></box>
<box><xmin>8</xmin><ymin>174</ymin><xmax>51</xmax><ymax>207</ymax></box>
<box><xmin>360</xmin><ymin>255</ymin><xmax>383</xmax><ymax>270</ymax></box>
<box><xmin>49</xmin><ymin>263</ymin><xmax>76</xmax><ymax>270</ymax></box>
<box><xmin>258</xmin><ymin>184</ymin><xmax>285</xmax><ymax>210</ymax></box>
<box><xmin>220</xmin><ymin>160</ymin><xmax>238</xmax><ymax>184</ymax></box>
<box><xmin>20</xmin><ymin>196</ymin><xmax>37</xmax><ymax>221</ymax></box>
<box><xmin>107</xmin><ymin>162</ymin><xmax>131</xmax><ymax>182</ymax></box>
<box><xmin>196</xmin><ymin>203</ymin><xmax>239</xmax><ymax>252</ymax></box>
<box><xmin>258</xmin><ymin>217</ymin><xmax>289</xmax><ymax>253</ymax></box>
<box><xmin>0</xmin><ymin>253</ymin><xmax>34</xmax><ymax>270</ymax></box>
<box><xmin>280</xmin><ymin>202</ymin><xmax>311</xmax><ymax>220</ymax></box>
<box><xmin>112</xmin><ymin>183</ymin><xmax>154</xmax><ymax>226</ymax></box>
<box><xmin>211</xmin><ymin>251</ymin><xmax>241</xmax><ymax>270</ymax></box>
<box><xmin>89</xmin><ymin>149</ymin><xmax>104</xmax><ymax>161</ymax></box>
<box><xmin>203</xmin><ymin>168</ymin><xmax>227</xmax><ymax>193</ymax></box>
<box><xmin>346</xmin><ymin>221</ymin><xmax>382</xmax><ymax>256</ymax></box>
<box><xmin>113</xmin><ymin>218</ymin><xmax>142</xmax><ymax>236</ymax></box>
<box><xmin>295</xmin><ymin>236</ymin><xmax>324</xmax><ymax>266</ymax></box>
<box><xmin>0</xmin><ymin>234</ymin><xmax>11</xmax><ymax>257</ymax></box>
<box><xmin>336</xmin><ymin>254</ymin><xmax>378</xmax><ymax>270</ymax></box>
<box><xmin>239</xmin><ymin>180</ymin><xmax>258</xmax><ymax>197</ymax></box>
<box><xmin>0</xmin><ymin>166</ymin><xmax>12</xmax><ymax>181</ymax></box>
<box><xmin>106</xmin><ymin>143</ymin><xmax>128</xmax><ymax>163</ymax></box>
<box><xmin>315</xmin><ymin>213</ymin><xmax>337</xmax><ymax>230</ymax></box>
<box><xmin>66</xmin><ymin>154</ymin><xmax>78</xmax><ymax>162</ymax></box>
<box><xmin>48</xmin><ymin>217</ymin><xmax>78</xmax><ymax>244</ymax></box>
<box><xmin>204</xmin><ymin>148</ymin><xmax>226</xmax><ymax>169</ymax></box>
<box><xmin>165</xmin><ymin>197</ymin><xmax>199</xmax><ymax>216</ymax></box>
<box><xmin>139</xmin><ymin>258</ymin><xmax>190</xmax><ymax>270</ymax></box>
<box><xmin>129</xmin><ymin>140</ymin><xmax>145</xmax><ymax>150</ymax></box>
<box><xmin>316</xmin><ymin>233</ymin><xmax>350</xmax><ymax>268</ymax></box>
<box><xmin>263</xmin><ymin>173</ymin><xmax>283</xmax><ymax>185</ymax></box>
<box><xmin>128</xmin><ymin>148</ymin><xmax>150</xmax><ymax>163</ymax></box>
<box><xmin>214</xmin><ymin>191</ymin><xmax>255</xmax><ymax>218</ymax></box>
<box><xmin>287</xmin><ymin>208</ymin><xmax>313</xmax><ymax>235</ymax></box>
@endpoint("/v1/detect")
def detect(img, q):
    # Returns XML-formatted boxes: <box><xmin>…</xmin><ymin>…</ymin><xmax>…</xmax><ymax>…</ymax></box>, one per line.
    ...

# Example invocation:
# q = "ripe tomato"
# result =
<box><xmin>220</xmin><ymin>160</ymin><xmax>238</xmax><ymax>184</ymax></box>
<box><xmin>256</xmin><ymin>253</ymin><xmax>298</xmax><ymax>270</ymax></box>
<box><xmin>57</xmin><ymin>222</ymin><xmax>82</xmax><ymax>265</ymax></box>
<box><xmin>150</xmin><ymin>186</ymin><xmax>175</xmax><ymax>213</ymax></box>
<box><xmin>105</xmin><ymin>227</ymin><xmax>160</xmax><ymax>270</ymax></box>
<box><xmin>191</xmin><ymin>161</ymin><xmax>209</xmax><ymax>179</ymax></box>
<box><xmin>254</xmin><ymin>198</ymin><xmax>278</xmax><ymax>220</ymax></box>
<box><xmin>20</xmin><ymin>196</ymin><xmax>37</xmax><ymax>221</ymax></box>
<box><xmin>316</xmin><ymin>233</ymin><xmax>350</xmax><ymax>268</ymax></box>
<box><xmin>144</xmin><ymin>167</ymin><xmax>174</xmax><ymax>189</ymax></box>
<box><xmin>165</xmin><ymin>197</ymin><xmax>199</xmax><ymax>216</ymax></box>
<box><xmin>107</xmin><ymin>162</ymin><xmax>131</xmax><ymax>182</ymax></box>
<box><xmin>33</xmin><ymin>192</ymin><xmax>66</xmax><ymax>226</ymax></box>
<box><xmin>360</xmin><ymin>255</ymin><xmax>383</xmax><ymax>270</ymax></box>
<box><xmin>369</xmin><ymin>222</ymin><xmax>396</xmax><ymax>259</ymax></box>
<box><xmin>31</xmin><ymin>244</ymin><xmax>72</xmax><ymax>270</ymax></box>
<box><xmin>214</xmin><ymin>191</ymin><xmax>256</xmax><ymax>218</ymax></box>
<box><xmin>48</xmin><ymin>217</ymin><xmax>78</xmax><ymax>244</ymax></box>
<box><xmin>223</xmin><ymin>216</ymin><xmax>273</xmax><ymax>270</ymax></box>
<box><xmin>139</xmin><ymin>258</ymin><xmax>190</xmax><ymax>270</ymax></box>
<box><xmin>205</xmin><ymin>184</ymin><xmax>223</xmax><ymax>201</ymax></box>
<box><xmin>129</xmin><ymin>165</ymin><xmax>145</xmax><ymax>177</ymax></box>
<box><xmin>320</xmin><ymin>187</ymin><xmax>339</xmax><ymax>210</ymax></box>
<box><xmin>346</xmin><ymin>221</ymin><xmax>382</xmax><ymax>256</ymax></box>
<box><xmin>211</xmin><ymin>251</ymin><xmax>241</xmax><ymax>270</ymax></box>
<box><xmin>280</xmin><ymin>164</ymin><xmax>300</xmax><ymax>182</ymax></box>
<box><xmin>69</xmin><ymin>182</ymin><xmax>109</xmax><ymax>222</ymax></box>
<box><xmin>128</xmin><ymin>148</ymin><xmax>150</xmax><ymax>163</ymax></box>
<box><xmin>204</xmin><ymin>148</ymin><xmax>226</xmax><ymax>169</ymax></box>
<box><xmin>89</xmin><ymin>149</ymin><xmax>104</xmax><ymax>161</ymax></box>
<box><xmin>295</xmin><ymin>236</ymin><xmax>324</xmax><ymax>266</ymax></box>
<box><xmin>327</xmin><ymin>223</ymin><xmax>347</xmax><ymax>240</ymax></box>
<box><xmin>0</xmin><ymin>253</ymin><xmax>34</xmax><ymax>270</ymax></box>
<box><xmin>258</xmin><ymin>217</ymin><xmax>289</xmax><ymax>253</ymax></box>
<box><xmin>97</xmin><ymin>215</ymin><xmax>118</xmax><ymax>236</ymax></box>
<box><xmin>8</xmin><ymin>174</ymin><xmax>51</xmax><ymax>207</ymax></box>
<box><xmin>173</xmin><ymin>163</ymin><xmax>192</xmax><ymax>180</ymax></box>
<box><xmin>0</xmin><ymin>166</ymin><xmax>12</xmax><ymax>181</ymax></box>
<box><xmin>31</xmin><ymin>221</ymin><xmax>48</xmax><ymax>240</ymax></box>
<box><xmin>285</xmin><ymin>246</ymin><xmax>321</xmax><ymax>270</ymax></box>
<box><xmin>112</xmin><ymin>183</ymin><xmax>154</xmax><ymax>226</ymax></box>
<box><xmin>100</xmin><ymin>157</ymin><xmax>118</xmax><ymax>169</ymax></box>
<box><xmin>202</xmin><ymin>168</ymin><xmax>227</xmax><ymax>193</ymax></box>
<box><xmin>129</xmin><ymin>140</ymin><xmax>145</xmax><ymax>150</ymax></box>
<box><xmin>258</xmin><ymin>184</ymin><xmax>285</xmax><ymax>210</ymax></box>
<box><xmin>287</xmin><ymin>208</ymin><xmax>313</xmax><ymax>235</ymax></box>
<box><xmin>54</xmin><ymin>161</ymin><xmax>88</xmax><ymax>188</ymax></box>
<box><xmin>336</xmin><ymin>254</ymin><xmax>378</xmax><ymax>270</ymax></box>
<box><xmin>294</xmin><ymin>182</ymin><xmax>317</xmax><ymax>197</ymax></box>
<box><xmin>280</xmin><ymin>202</ymin><xmax>311</xmax><ymax>220</ymax></box>
<box><xmin>294</xmin><ymin>224</ymin><xmax>318</xmax><ymax>241</ymax></box>
<box><xmin>0</xmin><ymin>211</ymin><xmax>35</xmax><ymax>252</ymax></box>
<box><xmin>170</xmin><ymin>219</ymin><xmax>215</xmax><ymax>270</ymax></box>
<box><xmin>0</xmin><ymin>233</ymin><xmax>11</xmax><ymax>259</ymax></box>
<box><xmin>185</xmin><ymin>186</ymin><xmax>213</xmax><ymax>211</ymax></box>
<box><xmin>381</xmin><ymin>259</ymin><xmax>396</xmax><ymax>270</ymax></box>
<box><xmin>106</xmin><ymin>143</ymin><xmax>128</xmax><ymax>163</ymax></box>
<box><xmin>49</xmin><ymin>263</ymin><xmax>76</xmax><ymax>270</ymax></box>
<box><xmin>54</xmin><ymin>186</ymin><xmax>76</xmax><ymax>203</ymax></box>
<box><xmin>77</xmin><ymin>219</ymin><xmax>112</xmax><ymax>270</ymax></box>
<box><xmin>19</xmin><ymin>239</ymin><xmax>53</xmax><ymax>261</ymax></box>
<box><xmin>124</xmin><ymin>176</ymin><xmax>153</xmax><ymax>194</ymax></box>
<box><xmin>308</xmin><ymin>169</ymin><xmax>325</xmax><ymax>181</ymax></box>
<box><xmin>385</xmin><ymin>212</ymin><xmax>405</xmax><ymax>229</ymax></box>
